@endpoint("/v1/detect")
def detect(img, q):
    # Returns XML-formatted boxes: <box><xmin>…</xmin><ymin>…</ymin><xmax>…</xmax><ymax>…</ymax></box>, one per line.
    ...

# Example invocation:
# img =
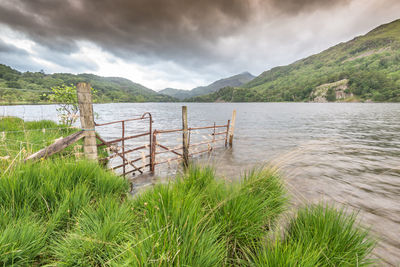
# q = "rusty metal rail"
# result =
<box><xmin>94</xmin><ymin>110</ymin><xmax>233</xmax><ymax>176</ymax></box>
<box><xmin>95</xmin><ymin>112</ymin><xmax>152</xmax><ymax>177</ymax></box>
<box><xmin>150</xmin><ymin>121</ymin><xmax>230</xmax><ymax>173</ymax></box>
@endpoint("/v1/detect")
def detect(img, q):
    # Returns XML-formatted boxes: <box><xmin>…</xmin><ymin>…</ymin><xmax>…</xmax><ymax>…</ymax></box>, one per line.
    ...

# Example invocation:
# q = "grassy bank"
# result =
<box><xmin>0</xmin><ymin>116</ymin><xmax>108</xmax><ymax>171</ymax></box>
<box><xmin>0</xmin><ymin>157</ymin><xmax>375</xmax><ymax>266</ymax></box>
<box><xmin>0</xmin><ymin>117</ymin><xmax>80</xmax><ymax>170</ymax></box>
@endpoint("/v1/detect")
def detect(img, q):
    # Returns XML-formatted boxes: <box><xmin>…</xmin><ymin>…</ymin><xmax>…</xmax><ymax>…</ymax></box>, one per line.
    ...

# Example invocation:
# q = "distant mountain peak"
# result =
<box><xmin>159</xmin><ymin>72</ymin><xmax>255</xmax><ymax>100</ymax></box>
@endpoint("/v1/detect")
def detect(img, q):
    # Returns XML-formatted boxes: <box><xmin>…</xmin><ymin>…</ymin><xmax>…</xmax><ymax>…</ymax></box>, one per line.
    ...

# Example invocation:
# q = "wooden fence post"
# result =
<box><xmin>77</xmin><ymin>82</ymin><xmax>98</xmax><ymax>160</ymax></box>
<box><xmin>229</xmin><ymin>109</ymin><xmax>236</xmax><ymax>147</ymax></box>
<box><xmin>150</xmin><ymin>131</ymin><xmax>157</xmax><ymax>174</ymax></box>
<box><xmin>225</xmin><ymin>119</ymin><xmax>230</xmax><ymax>147</ymax></box>
<box><xmin>182</xmin><ymin>106</ymin><xmax>189</xmax><ymax>168</ymax></box>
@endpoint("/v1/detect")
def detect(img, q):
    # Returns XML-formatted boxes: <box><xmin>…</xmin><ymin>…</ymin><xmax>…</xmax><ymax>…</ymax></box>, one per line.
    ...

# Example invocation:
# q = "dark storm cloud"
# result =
<box><xmin>0</xmin><ymin>0</ymin><xmax>352</xmax><ymax>66</ymax></box>
<box><xmin>268</xmin><ymin>0</ymin><xmax>351</xmax><ymax>14</ymax></box>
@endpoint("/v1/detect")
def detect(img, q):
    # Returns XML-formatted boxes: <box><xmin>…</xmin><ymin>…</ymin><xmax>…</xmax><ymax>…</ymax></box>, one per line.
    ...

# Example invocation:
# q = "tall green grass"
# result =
<box><xmin>286</xmin><ymin>204</ymin><xmax>375</xmax><ymax>266</ymax></box>
<box><xmin>51</xmin><ymin>197</ymin><xmax>138</xmax><ymax>266</ymax></box>
<box><xmin>0</xmin><ymin>117</ymin><xmax>78</xmax><ymax>165</ymax></box>
<box><xmin>249</xmin><ymin>205</ymin><xmax>376</xmax><ymax>266</ymax></box>
<box><xmin>115</xmin><ymin>166</ymin><xmax>287</xmax><ymax>265</ymax></box>
<box><xmin>0</xmin><ymin>159</ymin><xmax>375</xmax><ymax>266</ymax></box>
<box><xmin>0</xmin><ymin>117</ymin><xmax>107</xmax><ymax>171</ymax></box>
<box><xmin>0</xmin><ymin>212</ymin><xmax>46</xmax><ymax>266</ymax></box>
<box><xmin>0</xmin><ymin>159</ymin><xmax>129</xmax><ymax>266</ymax></box>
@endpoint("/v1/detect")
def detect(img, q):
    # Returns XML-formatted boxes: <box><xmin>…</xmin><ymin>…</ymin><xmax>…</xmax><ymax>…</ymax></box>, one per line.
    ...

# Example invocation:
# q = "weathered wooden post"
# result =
<box><xmin>212</xmin><ymin>122</ymin><xmax>216</xmax><ymax>143</ymax></box>
<box><xmin>150</xmin><ymin>131</ymin><xmax>157</xmax><ymax>174</ymax></box>
<box><xmin>182</xmin><ymin>106</ymin><xmax>189</xmax><ymax>168</ymax></box>
<box><xmin>225</xmin><ymin>119</ymin><xmax>230</xmax><ymax>147</ymax></box>
<box><xmin>228</xmin><ymin>109</ymin><xmax>236</xmax><ymax>147</ymax></box>
<box><xmin>121</xmin><ymin>121</ymin><xmax>126</xmax><ymax>176</ymax></box>
<box><xmin>77</xmin><ymin>82</ymin><xmax>97</xmax><ymax>160</ymax></box>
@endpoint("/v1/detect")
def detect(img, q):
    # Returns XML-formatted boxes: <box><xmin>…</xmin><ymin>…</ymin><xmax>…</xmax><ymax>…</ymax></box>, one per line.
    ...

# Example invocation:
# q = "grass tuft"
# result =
<box><xmin>0</xmin><ymin>212</ymin><xmax>46</xmax><ymax>266</ymax></box>
<box><xmin>249</xmin><ymin>204</ymin><xmax>376</xmax><ymax>266</ymax></box>
<box><xmin>0</xmin><ymin>147</ymin><xmax>375</xmax><ymax>266</ymax></box>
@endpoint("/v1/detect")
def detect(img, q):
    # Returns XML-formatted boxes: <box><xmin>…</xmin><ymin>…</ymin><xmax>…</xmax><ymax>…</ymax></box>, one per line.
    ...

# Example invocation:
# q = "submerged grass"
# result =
<box><xmin>0</xmin><ymin>158</ymin><xmax>375</xmax><ymax>266</ymax></box>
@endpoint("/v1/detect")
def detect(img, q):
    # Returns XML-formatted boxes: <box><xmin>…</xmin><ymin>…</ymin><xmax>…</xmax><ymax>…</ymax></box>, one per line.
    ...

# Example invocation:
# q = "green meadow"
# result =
<box><xmin>0</xmin><ymin>118</ymin><xmax>375</xmax><ymax>266</ymax></box>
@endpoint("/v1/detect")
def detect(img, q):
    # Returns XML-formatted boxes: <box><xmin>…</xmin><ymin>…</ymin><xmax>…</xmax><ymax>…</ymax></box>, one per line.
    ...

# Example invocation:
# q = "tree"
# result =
<box><xmin>326</xmin><ymin>87</ymin><xmax>336</xmax><ymax>102</ymax></box>
<box><xmin>49</xmin><ymin>84</ymin><xmax>96</xmax><ymax>126</ymax></box>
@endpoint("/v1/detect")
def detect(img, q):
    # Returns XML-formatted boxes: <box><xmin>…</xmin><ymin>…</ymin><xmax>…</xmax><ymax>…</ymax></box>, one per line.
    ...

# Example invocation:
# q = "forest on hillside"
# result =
<box><xmin>0</xmin><ymin>64</ymin><xmax>174</xmax><ymax>104</ymax></box>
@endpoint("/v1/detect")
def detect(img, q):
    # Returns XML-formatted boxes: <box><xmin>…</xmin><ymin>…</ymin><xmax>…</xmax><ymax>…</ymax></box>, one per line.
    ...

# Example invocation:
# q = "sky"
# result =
<box><xmin>0</xmin><ymin>0</ymin><xmax>400</xmax><ymax>91</ymax></box>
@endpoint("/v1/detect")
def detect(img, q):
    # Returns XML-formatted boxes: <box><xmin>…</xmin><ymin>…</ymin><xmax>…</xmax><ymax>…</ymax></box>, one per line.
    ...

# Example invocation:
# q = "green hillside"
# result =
<box><xmin>158</xmin><ymin>87</ymin><xmax>193</xmax><ymax>100</ymax></box>
<box><xmin>192</xmin><ymin>19</ymin><xmax>400</xmax><ymax>102</ymax></box>
<box><xmin>159</xmin><ymin>72</ymin><xmax>255</xmax><ymax>100</ymax></box>
<box><xmin>0</xmin><ymin>65</ymin><xmax>175</xmax><ymax>104</ymax></box>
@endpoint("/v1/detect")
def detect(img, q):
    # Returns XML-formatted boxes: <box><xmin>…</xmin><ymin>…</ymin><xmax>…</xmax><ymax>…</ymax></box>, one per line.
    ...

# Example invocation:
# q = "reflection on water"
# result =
<box><xmin>1</xmin><ymin>102</ymin><xmax>400</xmax><ymax>265</ymax></box>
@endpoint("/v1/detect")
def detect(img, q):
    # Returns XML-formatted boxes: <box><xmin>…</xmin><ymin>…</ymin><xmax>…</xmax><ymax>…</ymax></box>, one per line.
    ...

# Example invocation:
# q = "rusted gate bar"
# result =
<box><xmin>96</xmin><ymin>134</ymin><xmax>144</xmax><ymax>175</ymax></box>
<box><xmin>99</xmin><ymin>145</ymin><xmax>146</xmax><ymax>162</ymax></box>
<box><xmin>96</xmin><ymin>132</ymin><xmax>150</xmax><ymax>146</ymax></box>
<box><xmin>151</xmin><ymin>120</ymin><xmax>231</xmax><ymax>172</ymax></box>
<box><xmin>95</xmin><ymin>110</ymin><xmax>233</xmax><ymax>175</ymax></box>
<box><xmin>95</xmin><ymin>112</ymin><xmax>152</xmax><ymax>177</ymax></box>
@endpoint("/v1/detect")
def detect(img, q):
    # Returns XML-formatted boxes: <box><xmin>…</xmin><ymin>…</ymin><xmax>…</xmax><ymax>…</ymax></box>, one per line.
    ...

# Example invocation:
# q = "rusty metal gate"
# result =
<box><xmin>94</xmin><ymin>111</ymin><xmax>233</xmax><ymax>177</ymax></box>
<box><xmin>151</xmin><ymin>122</ymin><xmax>230</xmax><ymax>172</ymax></box>
<box><xmin>95</xmin><ymin>112</ymin><xmax>153</xmax><ymax>177</ymax></box>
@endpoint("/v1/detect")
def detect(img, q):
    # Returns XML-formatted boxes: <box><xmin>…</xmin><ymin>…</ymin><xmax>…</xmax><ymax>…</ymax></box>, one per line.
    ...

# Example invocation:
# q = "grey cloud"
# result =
<box><xmin>0</xmin><ymin>39</ymin><xmax>29</xmax><ymax>55</ymax></box>
<box><xmin>0</xmin><ymin>38</ymin><xmax>98</xmax><ymax>73</ymax></box>
<box><xmin>0</xmin><ymin>39</ymin><xmax>42</xmax><ymax>71</ymax></box>
<box><xmin>268</xmin><ymin>0</ymin><xmax>351</xmax><ymax>14</ymax></box>
<box><xmin>0</xmin><ymin>0</ymin><xmax>399</xmax><ymax>90</ymax></box>
<box><xmin>0</xmin><ymin>0</ymin><xmax>354</xmax><ymax>67</ymax></box>
<box><xmin>34</xmin><ymin>45</ymin><xmax>99</xmax><ymax>72</ymax></box>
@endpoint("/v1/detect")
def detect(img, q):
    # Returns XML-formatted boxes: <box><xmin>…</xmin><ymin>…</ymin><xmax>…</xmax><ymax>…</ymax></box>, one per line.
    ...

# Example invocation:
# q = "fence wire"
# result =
<box><xmin>0</xmin><ymin>105</ymin><xmax>83</xmax><ymax>172</ymax></box>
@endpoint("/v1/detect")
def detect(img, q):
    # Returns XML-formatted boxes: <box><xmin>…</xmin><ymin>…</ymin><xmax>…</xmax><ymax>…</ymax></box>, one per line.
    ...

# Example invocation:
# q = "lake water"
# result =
<box><xmin>1</xmin><ymin>103</ymin><xmax>400</xmax><ymax>265</ymax></box>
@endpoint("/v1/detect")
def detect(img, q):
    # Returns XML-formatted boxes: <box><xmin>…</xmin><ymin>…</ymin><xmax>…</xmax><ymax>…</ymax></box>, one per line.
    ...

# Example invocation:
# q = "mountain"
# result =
<box><xmin>190</xmin><ymin>19</ymin><xmax>400</xmax><ymax>102</ymax></box>
<box><xmin>0</xmin><ymin>65</ymin><xmax>175</xmax><ymax>103</ymax></box>
<box><xmin>158</xmin><ymin>88</ymin><xmax>193</xmax><ymax>100</ymax></box>
<box><xmin>159</xmin><ymin>72</ymin><xmax>255</xmax><ymax>100</ymax></box>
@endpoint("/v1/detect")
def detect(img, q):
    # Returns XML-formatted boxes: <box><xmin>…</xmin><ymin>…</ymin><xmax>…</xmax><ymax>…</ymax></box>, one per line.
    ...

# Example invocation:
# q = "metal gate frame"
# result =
<box><xmin>95</xmin><ymin>112</ymin><xmax>152</xmax><ymax>177</ymax></box>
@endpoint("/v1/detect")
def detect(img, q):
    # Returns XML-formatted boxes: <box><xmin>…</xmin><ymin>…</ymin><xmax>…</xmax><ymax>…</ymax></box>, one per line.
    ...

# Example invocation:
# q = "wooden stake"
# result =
<box><xmin>225</xmin><ymin>119</ymin><xmax>230</xmax><ymax>147</ymax></box>
<box><xmin>148</xmin><ymin>114</ymin><xmax>153</xmax><ymax>172</ymax></box>
<box><xmin>182</xmin><ymin>106</ymin><xmax>189</xmax><ymax>168</ymax></box>
<box><xmin>121</xmin><ymin>121</ymin><xmax>126</xmax><ymax>176</ymax></box>
<box><xmin>150</xmin><ymin>131</ymin><xmax>157</xmax><ymax>174</ymax></box>
<box><xmin>77</xmin><ymin>82</ymin><xmax>97</xmax><ymax>160</ymax></box>
<box><xmin>212</xmin><ymin>122</ymin><xmax>216</xmax><ymax>143</ymax></box>
<box><xmin>229</xmin><ymin>109</ymin><xmax>236</xmax><ymax>147</ymax></box>
<box><xmin>25</xmin><ymin>131</ymin><xmax>85</xmax><ymax>161</ymax></box>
